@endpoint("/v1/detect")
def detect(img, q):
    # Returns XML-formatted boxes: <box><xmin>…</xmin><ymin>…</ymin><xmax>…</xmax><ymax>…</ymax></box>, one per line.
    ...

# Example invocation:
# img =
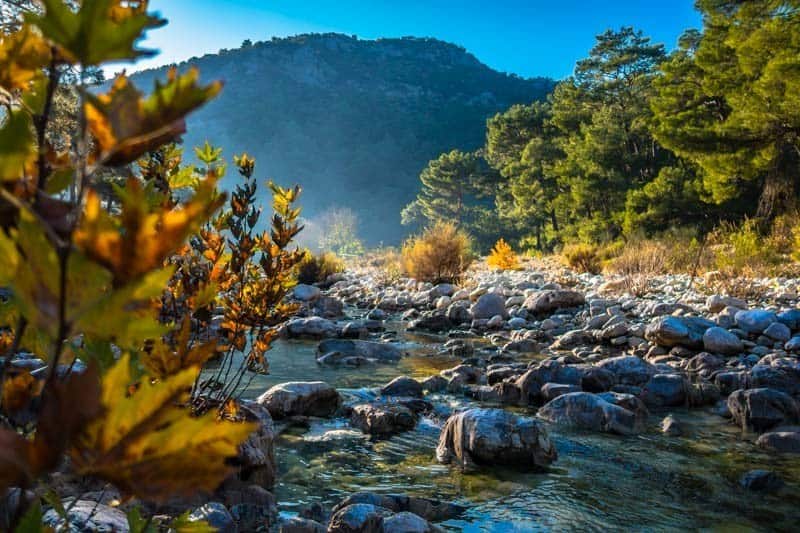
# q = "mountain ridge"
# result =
<box><xmin>127</xmin><ymin>33</ymin><xmax>555</xmax><ymax>243</ymax></box>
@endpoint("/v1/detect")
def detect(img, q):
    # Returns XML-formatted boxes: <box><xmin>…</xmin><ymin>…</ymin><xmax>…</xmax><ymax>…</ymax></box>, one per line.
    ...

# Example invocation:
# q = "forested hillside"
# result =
<box><xmin>126</xmin><ymin>33</ymin><xmax>554</xmax><ymax>243</ymax></box>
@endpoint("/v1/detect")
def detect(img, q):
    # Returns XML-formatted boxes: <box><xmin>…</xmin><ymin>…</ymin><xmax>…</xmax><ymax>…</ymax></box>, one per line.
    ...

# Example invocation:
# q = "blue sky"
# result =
<box><xmin>128</xmin><ymin>0</ymin><xmax>702</xmax><ymax>79</ymax></box>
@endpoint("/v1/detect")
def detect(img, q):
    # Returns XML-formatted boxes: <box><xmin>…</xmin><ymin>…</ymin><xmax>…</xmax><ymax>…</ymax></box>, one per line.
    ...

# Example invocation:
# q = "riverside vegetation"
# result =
<box><xmin>2</xmin><ymin>0</ymin><xmax>800</xmax><ymax>532</ymax></box>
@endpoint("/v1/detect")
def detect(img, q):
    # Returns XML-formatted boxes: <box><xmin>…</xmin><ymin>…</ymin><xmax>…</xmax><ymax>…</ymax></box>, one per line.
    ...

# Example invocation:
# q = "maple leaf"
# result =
<box><xmin>85</xmin><ymin>69</ymin><xmax>222</xmax><ymax>166</ymax></box>
<box><xmin>70</xmin><ymin>354</ymin><xmax>256</xmax><ymax>502</ymax></box>
<box><xmin>75</xmin><ymin>177</ymin><xmax>225</xmax><ymax>285</ymax></box>
<box><xmin>27</xmin><ymin>0</ymin><xmax>166</xmax><ymax>66</ymax></box>
<box><xmin>0</xmin><ymin>25</ymin><xmax>50</xmax><ymax>92</ymax></box>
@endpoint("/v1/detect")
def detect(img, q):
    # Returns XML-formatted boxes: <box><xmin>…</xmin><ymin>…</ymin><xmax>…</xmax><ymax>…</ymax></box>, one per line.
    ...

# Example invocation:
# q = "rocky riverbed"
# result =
<box><xmin>172</xmin><ymin>262</ymin><xmax>800</xmax><ymax>530</ymax></box>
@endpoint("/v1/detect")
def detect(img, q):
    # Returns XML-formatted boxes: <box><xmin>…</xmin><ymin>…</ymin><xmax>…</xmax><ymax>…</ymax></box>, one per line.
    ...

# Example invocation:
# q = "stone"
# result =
<box><xmin>508</xmin><ymin>317</ymin><xmax>527</xmax><ymax>329</ymax></box>
<box><xmin>763</xmin><ymin>322</ymin><xmax>791</xmax><ymax>342</ymax></box>
<box><xmin>702</xmin><ymin>327</ymin><xmax>744</xmax><ymax>355</ymax></box>
<box><xmin>734</xmin><ymin>309</ymin><xmax>777</xmax><ymax>334</ymax></box>
<box><xmin>739</xmin><ymin>470</ymin><xmax>783</xmax><ymax>492</ymax></box>
<box><xmin>312</xmin><ymin>295</ymin><xmax>344</xmax><ymax>318</ymax></box>
<box><xmin>785</xmin><ymin>336</ymin><xmax>800</xmax><ymax>351</ymax></box>
<box><xmin>380</xmin><ymin>376</ymin><xmax>423</xmax><ymax>397</ymax></box>
<box><xmin>421</xmin><ymin>375</ymin><xmax>448</xmax><ymax>393</ymax></box>
<box><xmin>350</xmin><ymin>403</ymin><xmax>417</xmax><ymax>436</ymax></box>
<box><xmin>645</xmin><ymin>316</ymin><xmax>714</xmax><ymax>349</ymax></box>
<box><xmin>328</xmin><ymin>504</ymin><xmax>387</xmax><ymax>533</ymax></box>
<box><xmin>538</xmin><ymin>392</ymin><xmax>648</xmax><ymax>435</ymax></box>
<box><xmin>257</xmin><ymin>381</ymin><xmax>341</xmax><ymax>419</ymax></box>
<box><xmin>436</xmin><ymin>408</ymin><xmax>556</xmax><ymax>470</ymax></box>
<box><xmin>383</xmin><ymin>512</ymin><xmax>439</xmax><ymax>533</ymax></box>
<box><xmin>707</xmin><ymin>295</ymin><xmax>747</xmax><ymax>313</ymax></box>
<box><xmin>235</xmin><ymin>401</ymin><xmax>277</xmax><ymax>488</ymax></box>
<box><xmin>540</xmin><ymin>382</ymin><xmax>581</xmax><ymax>402</ymax></box>
<box><xmin>661</xmin><ymin>414</ymin><xmax>683</xmax><ymax>436</ymax></box>
<box><xmin>279</xmin><ymin>517</ymin><xmax>326</xmax><ymax>533</ymax></box>
<box><xmin>222</xmin><ymin>483</ymin><xmax>277</xmax><ymax>531</ymax></box>
<box><xmin>777</xmin><ymin>309</ymin><xmax>800</xmax><ymax>330</ymax></box>
<box><xmin>756</xmin><ymin>430</ymin><xmax>800</xmax><ymax>453</ymax></box>
<box><xmin>408</xmin><ymin>313</ymin><xmax>452</xmax><ymax>332</ymax></box>
<box><xmin>524</xmin><ymin>289</ymin><xmax>585</xmax><ymax>314</ymax></box>
<box><xmin>470</xmin><ymin>292</ymin><xmax>508</xmax><ymax>320</ymax></box>
<box><xmin>595</xmin><ymin>355</ymin><xmax>658</xmax><ymax>386</ymax></box>
<box><xmin>43</xmin><ymin>500</ymin><xmax>128</xmax><ymax>532</ymax></box>
<box><xmin>641</xmin><ymin>374</ymin><xmax>688</xmax><ymax>407</ymax></box>
<box><xmin>727</xmin><ymin>388</ymin><xmax>800</xmax><ymax>432</ymax></box>
<box><xmin>293</xmin><ymin>284</ymin><xmax>321</xmax><ymax>301</ymax></box>
<box><xmin>284</xmin><ymin>317</ymin><xmax>338</xmax><ymax>338</ymax></box>
<box><xmin>189</xmin><ymin>503</ymin><xmax>235</xmax><ymax>533</ymax></box>
<box><xmin>367</xmin><ymin>308</ymin><xmax>387</xmax><ymax>321</ymax></box>
<box><xmin>317</xmin><ymin>339</ymin><xmax>402</xmax><ymax>362</ymax></box>
<box><xmin>332</xmin><ymin>493</ymin><xmax>464</xmax><ymax>522</ymax></box>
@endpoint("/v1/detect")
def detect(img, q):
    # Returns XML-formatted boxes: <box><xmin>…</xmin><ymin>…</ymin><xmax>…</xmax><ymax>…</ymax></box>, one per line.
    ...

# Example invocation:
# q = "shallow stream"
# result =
<box><xmin>226</xmin><ymin>322</ymin><xmax>800</xmax><ymax>531</ymax></box>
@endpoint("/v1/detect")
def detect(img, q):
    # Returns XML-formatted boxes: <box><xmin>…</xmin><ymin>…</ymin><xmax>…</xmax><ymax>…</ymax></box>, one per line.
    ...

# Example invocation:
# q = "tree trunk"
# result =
<box><xmin>756</xmin><ymin>140</ymin><xmax>800</xmax><ymax>226</ymax></box>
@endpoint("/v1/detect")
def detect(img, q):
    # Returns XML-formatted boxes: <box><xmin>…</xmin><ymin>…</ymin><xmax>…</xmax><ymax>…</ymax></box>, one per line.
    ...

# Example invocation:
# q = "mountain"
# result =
<box><xmin>129</xmin><ymin>33</ymin><xmax>554</xmax><ymax>244</ymax></box>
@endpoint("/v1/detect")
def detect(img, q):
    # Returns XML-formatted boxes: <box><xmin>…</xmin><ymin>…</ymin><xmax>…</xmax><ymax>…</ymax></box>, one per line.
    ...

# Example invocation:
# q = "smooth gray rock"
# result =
<box><xmin>707</xmin><ymin>295</ymin><xmax>747</xmax><ymax>313</ymax></box>
<box><xmin>756</xmin><ymin>430</ymin><xmax>800</xmax><ymax>453</ymax></box>
<box><xmin>43</xmin><ymin>501</ymin><xmax>128</xmax><ymax>532</ymax></box>
<box><xmin>595</xmin><ymin>355</ymin><xmax>658</xmax><ymax>386</ymax></box>
<box><xmin>470</xmin><ymin>292</ymin><xmax>508</xmax><ymax>320</ymax></box>
<box><xmin>436</xmin><ymin>408</ymin><xmax>556</xmax><ymax>470</ymax></box>
<box><xmin>293</xmin><ymin>284</ymin><xmax>321</xmax><ymax>301</ymax></box>
<box><xmin>380</xmin><ymin>376</ymin><xmax>423</xmax><ymax>397</ymax></box>
<box><xmin>317</xmin><ymin>339</ymin><xmax>402</xmax><ymax>362</ymax></box>
<box><xmin>538</xmin><ymin>392</ymin><xmax>648</xmax><ymax>435</ymax></box>
<box><xmin>350</xmin><ymin>403</ymin><xmax>417</xmax><ymax>436</ymax></box>
<box><xmin>524</xmin><ymin>290</ymin><xmax>585</xmax><ymax>314</ymax></box>
<box><xmin>735</xmin><ymin>309</ymin><xmax>777</xmax><ymax>334</ymax></box>
<box><xmin>328</xmin><ymin>503</ymin><xmax>387</xmax><ymax>533</ymax></box>
<box><xmin>641</xmin><ymin>374</ymin><xmax>688</xmax><ymax>407</ymax></box>
<box><xmin>645</xmin><ymin>316</ymin><xmax>714</xmax><ymax>349</ymax></box>
<box><xmin>702</xmin><ymin>327</ymin><xmax>744</xmax><ymax>355</ymax></box>
<box><xmin>764</xmin><ymin>321</ymin><xmax>791</xmax><ymax>342</ymax></box>
<box><xmin>257</xmin><ymin>381</ymin><xmax>341</xmax><ymax>419</ymax></box>
<box><xmin>727</xmin><ymin>388</ymin><xmax>800</xmax><ymax>432</ymax></box>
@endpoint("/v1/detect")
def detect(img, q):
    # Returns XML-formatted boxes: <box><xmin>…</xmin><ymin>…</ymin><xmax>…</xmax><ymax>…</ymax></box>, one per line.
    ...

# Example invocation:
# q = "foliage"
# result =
<box><xmin>401</xmin><ymin>221</ymin><xmax>473</xmax><ymax>284</ymax></box>
<box><xmin>0</xmin><ymin>2</ymin><xmax>301</xmax><ymax>529</ymax></box>
<box><xmin>316</xmin><ymin>207</ymin><xmax>364</xmax><ymax>256</ymax></box>
<box><xmin>709</xmin><ymin>219</ymin><xmax>783</xmax><ymax>275</ymax></box>
<box><xmin>487</xmin><ymin>238</ymin><xmax>520</xmax><ymax>270</ymax></box>
<box><xmin>296</xmin><ymin>250</ymin><xmax>344</xmax><ymax>285</ymax></box>
<box><xmin>560</xmin><ymin>244</ymin><xmax>601</xmax><ymax>274</ymax></box>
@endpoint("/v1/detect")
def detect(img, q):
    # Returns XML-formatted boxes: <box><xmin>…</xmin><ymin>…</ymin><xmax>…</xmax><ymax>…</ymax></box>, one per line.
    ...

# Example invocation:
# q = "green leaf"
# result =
<box><xmin>126</xmin><ymin>507</ymin><xmax>157</xmax><ymax>533</ymax></box>
<box><xmin>170</xmin><ymin>511</ymin><xmax>216</xmax><ymax>533</ymax></box>
<box><xmin>13</xmin><ymin>501</ymin><xmax>50</xmax><ymax>533</ymax></box>
<box><xmin>0</xmin><ymin>110</ymin><xmax>36</xmax><ymax>182</ymax></box>
<box><xmin>28</xmin><ymin>0</ymin><xmax>166</xmax><ymax>66</ymax></box>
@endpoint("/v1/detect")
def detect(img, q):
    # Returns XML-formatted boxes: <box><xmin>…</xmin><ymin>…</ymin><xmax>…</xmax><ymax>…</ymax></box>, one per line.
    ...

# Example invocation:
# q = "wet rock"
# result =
<box><xmin>312</xmin><ymin>295</ymin><xmax>344</xmax><ymax>318</ymax></box>
<box><xmin>756</xmin><ymin>429</ymin><xmax>800</xmax><ymax>453</ymax></box>
<box><xmin>317</xmin><ymin>351</ymin><xmax>369</xmax><ymax>366</ymax></box>
<box><xmin>540</xmin><ymin>382</ymin><xmax>581</xmax><ymax>402</ymax></box>
<box><xmin>350</xmin><ymin>403</ymin><xmax>417</xmax><ymax>436</ymax></box>
<box><xmin>641</xmin><ymin>374</ymin><xmax>688</xmax><ymax>407</ymax></box>
<box><xmin>446</xmin><ymin>302</ymin><xmax>472</xmax><ymax>324</ymax></box>
<box><xmin>293</xmin><ymin>284</ymin><xmax>321</xmax><ymax>301</ymax></box>
<box><xmin>380</xmin><ymin>376</ymin><xmax>423</xmax><ymax>397</ymax></box>
<box><xmin>735</xmin><ymin>310</ymin><xmax>777</xmax><ymax>334</ymax></box>
<box><xmin>777</xmin><ymin>309</ymin><xmax>800</xmax><ymax>330</ymax></box>
<box><xmin>727</xmin><ymin>388</ymin><xmax>800</xmax><ymax>432</ymax></box>
<box><xmin>257</xmin><ymin>381</ymin><xmax>341</xmax><ymax>419</ymax></box>
<box><xmin>516</xmin><ymin>361</ymin><xmax>582</xmax><ymax>403</ymax></box>
<box><xmin>333</xmin><ymin>493</ymin><xmax>464</xmax><ymax>522</ymax></box>
<box><xmin>408</xmin><ymin>313</ymin><xmax>452</xmax><ymax>332</ymax></box>
<box><xmin>279</xmin><ymin>517</ymin><xmax>326</xmax><ymax>533</ymax></box>
<box><xmin>785</xmin><ymin>336</ymin><xmax>800</xmax><ymax>352</ymax></box>
<box><xmin>470</xmin><ymin>292</ymin><xmax>508</xmax><ymax>320</ymax></box>
<box><xmin>421</xmin><ymin>375</ymin><xmax>448</xmax><ymax>393</ymax></box>
<box><xmin>222</xmin><ymin>483</ymin><xmax>277</xmax><ymax>531</ymax></box>
<box><xmin>538</xmin><ymin>392</ymin><xmax>648</xmax><ymax>435</ymax></box>
<box><xmin>235</xmin><ymin>401</ymin><xmax>277</xmax><ymax>488</ymax></box>
<box><xmin>436</xmin><ymin>408</ymin><xmax>556</xmax><ymax>470</ymax></box>
<box><xmin>43</xmin><ymin>500</ymin><xmax>128</xmax><ymax>532</ymax></box>
<box><xmin>748</xmin><ymin>361</ymin><xmax>800</xmax><ymax>396</ymax></box>
<box><xmin>579</xmin><ymin>366</ymin><xmax>616</xmax><ymax>393</ymax></box>
<box><xmin>524</xmin><ymin>289</ymin><xmax>585</xmax><ymax>315</ymax></box>
<box><xmin>739</xmin><ymin>470</ymin><xmax>783</xmax><ymax>492</ymax></box>
<box><xmin>702</xmin><ymin>327</ymin><xmax>744</xmax><ymax>355</ymax></box>
<box><xmin>595</xmin><ymin>355</ymin><xmax>658</xmax><ymax>386</ymax></box>
<box><xmin>188</xmin><ymin>502</ymin><xmax>235</xmax><ymax>533</ymax></box>
<box><xmin>383</xmin><ymin>512</ymin><xmax>440</xmax><ymax>533</ymax></box>
<box><xmin>763</xmin><ymin>322</ymin><xmax>791</xmax><ymax>343</ymax></box>
<box><xmin>284</xmin><ymin>317</ymin><xmax>339</xmax><ymax>339</ymax></box>
<box><xmin>317</xmin><ymin>339</ymin><xmax>402</xmax><ymax>362</ymax></box>
<box><xmin>645</xmin><ymin>316</ymin><xmax>714</xmax><ymax>349</ymax></box>
<box><xmin>551</xmin><ymin>329</ymin><xmax>594</xmax><ymax>350</ymax></box>
<box><xmin>661</xmin><ymin>414</ymin><xmax>683</xmax><ymax>436</ymax></box>
<box><xmin>328</xmin><ymin>503</ymin><xmax>387</xmax><ymax>533</ymax></box>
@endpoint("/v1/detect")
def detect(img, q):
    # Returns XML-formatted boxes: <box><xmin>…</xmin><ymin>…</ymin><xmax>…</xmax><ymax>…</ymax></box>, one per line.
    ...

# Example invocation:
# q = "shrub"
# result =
<box><xmin>561</xmin><ymin>243</ymin><xmax>601</xmax><ymax>274</ymax></box>
<box><xmin>401</xmin><ymin>221</ymin><xmax>474</xmax><ymax>283</ymax></box>
<box><xmin>605</xmin><ymin>240</ymin><xmax>669</xmax><ymax>295</ymax></box>
<box><xmin>296</xmin><ymin>250</ymin><xmax>345</xmax><ymax>284</ymax></box>
<box><xmin>710</xmin><ymin>219</ymin><xmax>782</xmax><ymax>275</ymax></box>
<box><xmin>487</xmin><ymin>238</ymin><xmax>521</xmax><ymax>270</ymax></box>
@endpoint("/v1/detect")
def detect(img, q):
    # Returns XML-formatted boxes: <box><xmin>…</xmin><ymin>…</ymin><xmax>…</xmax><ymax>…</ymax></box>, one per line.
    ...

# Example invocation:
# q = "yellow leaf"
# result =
<box><xmin>0</xmin><ymin>25</ymin><xmax>50</xmax><ymax>92</ymax></box>
<box><xmin>0</xmin><ymin>110</ymin><xmax>37</xmax><ymax>182</ymax></box>
<box><xmin>141</xmin><ymin>318</ymin><xmax>217</xmax><ymax>379</ymax></box>
<box><xmin>70</xmin><ymin>354</ymin><xmax>255</xmax><ymax>502</ymax></box>
<box><xmin>85</xmin><ymin>69</ymin><xmax>222</xmax><ymax>166</ymax></box>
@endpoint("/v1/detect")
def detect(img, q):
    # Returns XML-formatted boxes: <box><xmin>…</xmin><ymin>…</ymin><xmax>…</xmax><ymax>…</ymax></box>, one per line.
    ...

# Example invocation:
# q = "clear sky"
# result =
<box><xmin>127</xmin><ymin>0</ymin><xmax>702</xmax><ymax>79</ymax></box>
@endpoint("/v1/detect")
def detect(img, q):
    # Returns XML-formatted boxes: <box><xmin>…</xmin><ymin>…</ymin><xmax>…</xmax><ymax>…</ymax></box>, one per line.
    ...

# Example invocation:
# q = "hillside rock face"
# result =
<box><xmin>128</xmin><ymin>34</ymin><xmax>553</xmax><ymax>243</ymax></box>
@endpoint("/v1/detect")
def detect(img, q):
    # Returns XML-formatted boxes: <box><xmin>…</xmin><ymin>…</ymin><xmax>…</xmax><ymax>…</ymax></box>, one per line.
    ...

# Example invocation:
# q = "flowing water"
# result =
<box><xmin>222</xmin><ymin>321</ymin><xmax>800</xmax><ymax>531</ymax></box>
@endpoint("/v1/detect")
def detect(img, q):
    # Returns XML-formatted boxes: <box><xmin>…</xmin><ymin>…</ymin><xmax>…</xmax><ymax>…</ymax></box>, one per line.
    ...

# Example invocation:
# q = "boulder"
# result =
<box><xmin>595</xmin><ymin>355</ymin><xmax>658</xmax><ymax>386</ymax></box>
<box><xmin>350</xmin><ymin>403</ymin><xmax>417</xmax><ymax>436</ymax></box>
<box><xmin>524</xmin><ymin>289</ymin><xmax>585</xmax><ymax>315</ymax></box>
<box><xmin>702</xmin><ymin>327</ymin><xmax>744</xmax><ymax>355</ymax></box>
<box><xmin>777</xmin><ymin>309</ymin><xmax>800</xmax><ymax>330</ymax></box>
<box><xmin>540</xmin><ymin>382</ymin><xmax>581</xmax><ymax>402</ymax></box>
<box><xmin>43</xmin><ymin>500</ymin><xmax>128</xmax><ymax>532</ymax></box>
<box><xmin>756</xmin><ymin>430</ymin><xmax>800</xmax><ymax>453</ymax></box>
<box><xmin>279</xmin><ymin>517</ymin><xmax>326</xmax><ymax>533</ymax></box>
<box><xmin>707</xmin><ymin>295</ymin><xmax>746</xmax><ymax>313</ymax></box>
<box><xmin>284</xmin><ymin>317</ymin><xmax>338</xmax><ymax>339</ymax></box>
<box><xmin>538</xmin><ymin>392</ymin><xmax>648</xmax><ymax>435</ymax></box>
<box><xmin>641</xmin><ymin>374</ymin><xmax>688</xmax><ymax>407</ymax></box>
<box><xmin>293</xmin><ymin>284</ymin><xmax>321</xmax><ymax>301</ymax></box>
<box><xmin>470</xmin><ymin>293</ymin><xmax>508</xmax><ymax>320</ymax></box>
<box><xmin>257</xmin><ymin>381</ymin><xmax>341</xmax><ymax>419</ymax></box>
<box><xmin>328</xmin><ymin>504</ymin><xmax>387</xmax><ymax>533</ymax></box>
<box><xmin>727</xmin><ymin>388</ymin><xmax>800</xmax><ymax>432</ymax></box>
<box><xmin>436</xmin><ymin>408</ymin><xmax>556</xmax><ymax>470</ymax></box>
<box><xmin>333</xmin><ymin>493</ymin><xmax>464</xmax><ymax>522</ymax></box>
<box><xmin>317</xmin><ymin>339</ymin><xmax>402</xmax><ymax>362</ymax></box>
<box><xmin>763</xmin><ymin>322</ymin><xmax>791</xmax><ymax>343</ymax></box>
<box><xmin>645</xmin><ymin>316</ymin><xmax>714</xmax><ymax>349</ymax></box>
<box><xmin>235</xmin><ymin>400</ymin><xmax>277</xmax><ymax>488</ymax></box>
<box><xmin>408</xmin><ymin>313</ymin><xmax>452</xmax><ymax>332</ymax></box>
<box><xmin>380</xmin><ymin>376</ymin><xmax>423</xmax><ymax>398</ymax></box>
<box><xmin>734</xmin><ymin>309</ymin><xmax>777</xmax><ymax>334</ymax></box>
<box><xmin>383</xmin><ymin>512</ymin><xmax>439</xmax><ymax>533</ymax></box>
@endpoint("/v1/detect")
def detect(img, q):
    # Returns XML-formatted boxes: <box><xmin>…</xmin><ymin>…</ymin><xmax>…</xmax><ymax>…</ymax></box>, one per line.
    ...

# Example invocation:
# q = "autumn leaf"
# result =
<box><xmin>141</xmin><ymin>317</ymin><xmax>217</xmax><ymax>379</ymax></box>
<box><xmin>0</xmin><ymin>429</ymin><xmax>34</xmax><ymax>494</ymax></box>
<box><xmin>0</xmin><ymin>25</ymin><xmax>50</xmax><ymax>92</ymax></box>
<box><xmin>0</xmin><ymin>110</ymin><xmax>37</xmax><ymax>182</ymax></box>
<box><xmin>70</xmin><ymin>354</ymin><xmax>255</xmax><ymax>502</ymax></box>
<box><xmin>1</xmin><ymin>370</ymin><xmax>42</xmax><ymax>417</ymax></box>
<box><xmin>75</xmin><ymin>177</ymin><xmax>225</xmax><ymax>285</ymax></box>
<box><xmin>85</xmin><ymin>69</ymin><xmax>222</xmax><ymax>165</ymax></box>
<box><xmin>27</xmin><ymin>0</ymin><xmax>165</xmax><ymax>66</ymax></box>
